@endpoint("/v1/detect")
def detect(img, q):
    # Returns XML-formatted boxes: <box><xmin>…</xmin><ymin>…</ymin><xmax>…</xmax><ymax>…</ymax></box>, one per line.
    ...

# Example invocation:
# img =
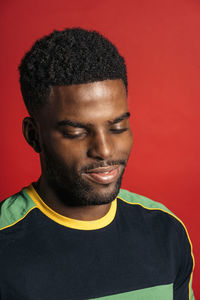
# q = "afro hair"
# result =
<box><xmin>19</xmin><ymin>28</ymin><xmax>127</xmax><ymax>116</ymax></box>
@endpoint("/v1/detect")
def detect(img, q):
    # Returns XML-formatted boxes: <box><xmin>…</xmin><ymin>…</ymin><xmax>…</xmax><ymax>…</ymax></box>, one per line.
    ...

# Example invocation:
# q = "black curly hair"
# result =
<box><xmin>19</xmin><ymin>28</ymin><xmax>127</xmax><ymax>116</ymax></box>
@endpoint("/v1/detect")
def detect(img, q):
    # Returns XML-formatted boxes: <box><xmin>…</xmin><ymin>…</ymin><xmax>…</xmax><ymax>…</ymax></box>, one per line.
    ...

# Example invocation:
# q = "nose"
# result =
<box><xmin>87</xmin><ymin>130</ymin><xmax>113</xmax><ymax>160</ymax></box>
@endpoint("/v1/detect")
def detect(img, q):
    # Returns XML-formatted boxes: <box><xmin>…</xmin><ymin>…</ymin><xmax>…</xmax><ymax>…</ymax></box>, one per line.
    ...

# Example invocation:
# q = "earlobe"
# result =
<box><xmin>22</xmin><ymin>117</ymin><xmax>41</xmax><ymax>153</ymax></box>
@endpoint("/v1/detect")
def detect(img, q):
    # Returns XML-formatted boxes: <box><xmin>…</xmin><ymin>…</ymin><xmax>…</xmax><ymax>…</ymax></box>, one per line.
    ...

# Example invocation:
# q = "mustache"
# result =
<box><xmin>80</xmin><ymin>159</ymin><xmax>127</xmax><ymax>173</ymax></box>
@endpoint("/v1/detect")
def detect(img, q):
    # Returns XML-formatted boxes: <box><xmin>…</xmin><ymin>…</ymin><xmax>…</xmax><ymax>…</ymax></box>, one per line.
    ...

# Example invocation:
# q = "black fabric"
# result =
<box><xmin>0</xmin><ymin>199</ymin><xmax>193</xmax><ymax>300</ymax></box>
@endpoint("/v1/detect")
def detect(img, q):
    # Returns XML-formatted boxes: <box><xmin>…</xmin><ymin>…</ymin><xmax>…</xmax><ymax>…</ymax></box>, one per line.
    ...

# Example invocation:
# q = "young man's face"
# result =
<box><xmin>37</xmin><ymin>79</ymin><xmax>133</xmax><ymax>206</ymax></box>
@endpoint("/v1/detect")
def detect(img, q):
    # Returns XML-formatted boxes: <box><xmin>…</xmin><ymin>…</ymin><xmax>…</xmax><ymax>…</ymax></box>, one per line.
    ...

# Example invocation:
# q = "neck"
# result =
<box><xmin>33</xmin><ymin>178</ymin><xmax>112</xmax><ymax>221</ymax></box>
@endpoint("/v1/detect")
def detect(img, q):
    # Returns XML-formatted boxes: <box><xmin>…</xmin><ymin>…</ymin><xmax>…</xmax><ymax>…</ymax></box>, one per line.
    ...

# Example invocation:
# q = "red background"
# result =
<box><xmin>0</xmin><ymin>0</ymin><xmax>199</xmax><ymax>296</ymax></box>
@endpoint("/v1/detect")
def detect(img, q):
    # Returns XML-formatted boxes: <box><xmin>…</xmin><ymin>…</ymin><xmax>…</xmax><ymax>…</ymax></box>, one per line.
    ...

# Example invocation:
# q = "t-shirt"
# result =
<box><xmin>0</xmin><ymin>185</ymin><xmax>195</xmax><ymax>300</ymax></box>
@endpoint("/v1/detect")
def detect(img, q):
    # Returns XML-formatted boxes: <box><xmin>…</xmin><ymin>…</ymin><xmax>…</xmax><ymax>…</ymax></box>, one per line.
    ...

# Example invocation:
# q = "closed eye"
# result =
<box><xmin>110</xmin><ymin>128</ymin><xmax>128</xmax><ymax>134</ymax></box>
<box><xmin>62</xmin><ymin>131</ymin><xmax>87</xmax><ymax>139</ymax></box>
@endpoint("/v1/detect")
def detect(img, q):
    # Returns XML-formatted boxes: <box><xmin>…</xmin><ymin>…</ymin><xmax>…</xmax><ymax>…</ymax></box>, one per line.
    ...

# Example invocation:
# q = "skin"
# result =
<box><xmin>23</xmin><ymin>79</ymin><xmax>133</xmax><ymax>221</ymax></box>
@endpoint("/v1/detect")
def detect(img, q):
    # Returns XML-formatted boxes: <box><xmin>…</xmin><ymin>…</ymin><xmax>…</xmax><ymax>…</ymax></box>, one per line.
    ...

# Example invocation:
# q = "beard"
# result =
<box><xmin>41</xmin><ymin>148</ymin><xmax>127</xmax><ymax>207</ymax></box>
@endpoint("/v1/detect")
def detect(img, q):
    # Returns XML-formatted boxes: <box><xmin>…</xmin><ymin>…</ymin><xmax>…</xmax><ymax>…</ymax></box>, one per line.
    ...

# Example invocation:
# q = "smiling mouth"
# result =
<box><xmin>82</xmin><ymin>166</ymin><xmax>120</xmax><ymax>185</ymax></box>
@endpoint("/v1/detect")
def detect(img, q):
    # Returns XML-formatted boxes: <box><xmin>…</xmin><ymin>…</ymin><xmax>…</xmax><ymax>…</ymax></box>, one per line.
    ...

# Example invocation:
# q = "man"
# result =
<box><xmin>0</xmin><ymin>28</ymin><xmax>195</xmax><ymax>299</ymax></box>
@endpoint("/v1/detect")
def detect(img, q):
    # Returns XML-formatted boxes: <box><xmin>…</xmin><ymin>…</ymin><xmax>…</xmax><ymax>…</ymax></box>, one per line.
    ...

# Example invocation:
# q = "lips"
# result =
<box><xmin>83</xmin><ymin>166</ymin><xmax>120</xmax><ymax>184</ymax></box>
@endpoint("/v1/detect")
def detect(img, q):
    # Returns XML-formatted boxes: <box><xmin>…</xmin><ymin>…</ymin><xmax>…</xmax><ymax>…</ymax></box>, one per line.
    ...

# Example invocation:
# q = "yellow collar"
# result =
<box><xmin>25</xmin><ymin>184</ymin><xmax>117</xmax><ymax>231</ymax></box>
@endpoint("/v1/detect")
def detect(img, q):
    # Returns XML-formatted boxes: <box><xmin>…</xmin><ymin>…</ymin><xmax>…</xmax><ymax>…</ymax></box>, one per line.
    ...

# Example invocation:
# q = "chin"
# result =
<box><xmin>47</xmin><ymin>168</ymin><xmax>124</xmax><ymax>207</ymax></box>
<box><xmin>77</xmin><ymin>176</ymin><xmax>122</xmax><ymax>206</ymax></box>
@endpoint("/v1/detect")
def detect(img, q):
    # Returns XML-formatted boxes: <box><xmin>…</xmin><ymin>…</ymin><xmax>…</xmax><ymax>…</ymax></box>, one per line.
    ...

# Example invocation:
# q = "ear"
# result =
<box><xmin>22</xmin><ymin>117</ymin><xmax>41</xmax><ymax>153</ymax></box>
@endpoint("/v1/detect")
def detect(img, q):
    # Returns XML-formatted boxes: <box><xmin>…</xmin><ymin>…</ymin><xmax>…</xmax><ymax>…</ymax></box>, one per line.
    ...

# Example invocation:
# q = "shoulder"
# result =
<box><xmin>0</xmin><ymin>187</ymin><xmax>36</xmax><ymax>231</ymax></box>
<box><xmin>118</xmin><ymin>188</ymin><xmax>172</xmax><ymax>213</ymax></box>
<box><xmin>118</xmin><ymin>189</ymin><xmax>195</xmax><ymax>298</ymax></box>
<box><xmin>117</xmin><ymin>188</ymin><xmax>194</xmax><ymax>258</ymax></box>
<box><xmin>117</xmin><ymin>188</ymin><xmax>192</xmax><ymax>241</ymax></box>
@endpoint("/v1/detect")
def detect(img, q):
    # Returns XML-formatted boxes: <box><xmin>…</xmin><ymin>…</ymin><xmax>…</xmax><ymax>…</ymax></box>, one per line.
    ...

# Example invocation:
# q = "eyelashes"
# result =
<box><xmin>62</xmin><ymin>132</ymin><xmax>86</xmax><ymax>139</ymax></box>
<box><xmin>62</xmin><ymin>128</ymin><xmax>128</xmax><ymax>139</ymax></box>
<box><xmin>109</xmin><ymin>128</ymin><xmax>128</xmax><ymax>134</ymax></box>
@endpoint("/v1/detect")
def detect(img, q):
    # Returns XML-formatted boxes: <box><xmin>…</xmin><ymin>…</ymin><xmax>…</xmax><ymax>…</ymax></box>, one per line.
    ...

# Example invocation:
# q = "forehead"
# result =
<box><xmin>40</xmin><ymin>79</ymin><xmax>128</xmax><ymax>123</ymax></box>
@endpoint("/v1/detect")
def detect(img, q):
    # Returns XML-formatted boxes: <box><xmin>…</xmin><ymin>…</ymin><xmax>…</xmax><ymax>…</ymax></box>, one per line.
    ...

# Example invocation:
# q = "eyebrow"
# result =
<box><xmin>56</xmin><ymin>112</ymin><xmax>130</xmax><ymax>129</ymax></box>
<box><xmin>109</xmin><ymin>112</ymin><xmax>130</xmax><ymax>125</ymax></box>
<box><xmin>56</xmin><ymin>120</ymin><xmax>91</xmax><ymax>129</ymax></box>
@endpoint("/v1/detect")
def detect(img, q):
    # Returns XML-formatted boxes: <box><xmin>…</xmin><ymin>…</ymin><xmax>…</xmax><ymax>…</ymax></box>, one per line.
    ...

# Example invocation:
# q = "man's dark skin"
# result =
<box><xmin>23</xmin><ymin>79</ymin><xmax>133</xmax><ymax>221</ymax></box>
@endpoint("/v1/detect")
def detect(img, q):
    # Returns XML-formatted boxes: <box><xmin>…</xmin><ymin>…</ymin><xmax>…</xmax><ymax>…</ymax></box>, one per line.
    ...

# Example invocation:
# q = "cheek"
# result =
<box><xmin>49</xmin><ymin>139</ymin><xmax>87</xmax><ymax>167</ymax></box>
<box><xmin>116</xmin><ymin>131</ymin><xmax>133</xmax><ymax>155</ymax></box>
<box><xmin>128</xmin><ymin>131</ymin><xmax>134</xmax><ymax>150</ymax></box>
